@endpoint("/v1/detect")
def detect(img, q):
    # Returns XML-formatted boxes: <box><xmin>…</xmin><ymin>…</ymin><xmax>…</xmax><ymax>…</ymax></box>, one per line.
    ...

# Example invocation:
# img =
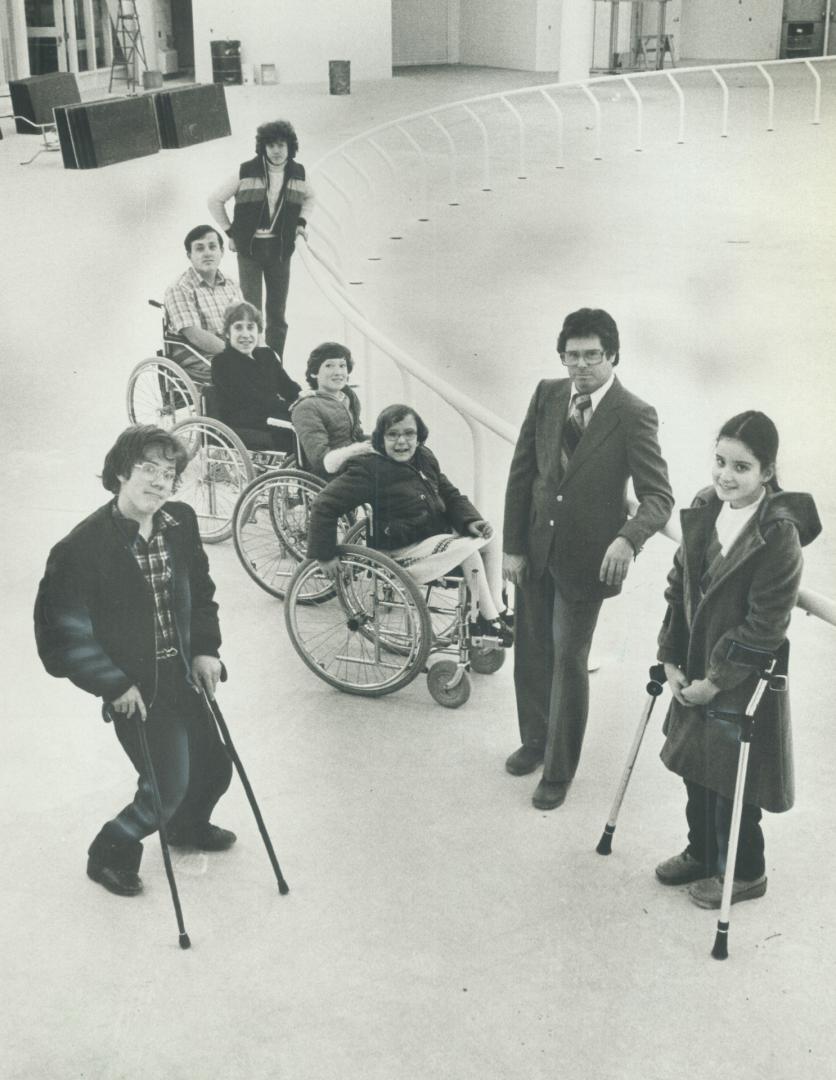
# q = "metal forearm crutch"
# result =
<box><xmin>200</xmin><ymin>678</ymin><xmax>289</xmax><ymax>896</ymax></box>
<box><xmin>104</xmin><ymin>702</ymin><xmax>192</xmax><ymax>949</ymax></box>
<box><xmin>711</xmin><ymin>639</ymin><xmax>789</xmax><ymax>961</ymax></box>
<box><xmin>135</xmin><ymin>715</ymin><xmax>192</xmax><ymax>948</ymax></box>
<box><xmin>596</xmin><ymin>664</ymin><xmax>667</xmax><ymax>855</ymax></box>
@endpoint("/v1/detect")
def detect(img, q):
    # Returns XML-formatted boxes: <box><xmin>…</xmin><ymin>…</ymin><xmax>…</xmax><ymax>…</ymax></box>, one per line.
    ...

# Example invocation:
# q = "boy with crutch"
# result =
<box><xmin>35</xmin><ymin>425</ymin><xmax>236</xmax><ymax>906</ymax></box>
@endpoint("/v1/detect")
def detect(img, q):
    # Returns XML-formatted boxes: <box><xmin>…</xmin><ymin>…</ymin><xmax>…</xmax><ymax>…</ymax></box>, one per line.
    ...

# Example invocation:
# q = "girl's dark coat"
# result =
<box><xmin>657</xmin><ymin>486</ymin><xmax>820</xmax><ymax>812</ymax></box>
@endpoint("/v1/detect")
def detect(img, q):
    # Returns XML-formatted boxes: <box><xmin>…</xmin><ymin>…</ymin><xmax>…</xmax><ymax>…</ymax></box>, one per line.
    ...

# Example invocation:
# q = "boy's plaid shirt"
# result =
<box><xmin>113</xmin><ymin>506</ymin><xmax>178</xmax><ymax>654</ymax></box>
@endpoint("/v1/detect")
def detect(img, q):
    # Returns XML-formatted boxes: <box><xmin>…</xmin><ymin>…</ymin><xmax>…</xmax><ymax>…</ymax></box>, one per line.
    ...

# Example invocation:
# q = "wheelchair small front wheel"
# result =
<box><xmin>427</xmin><ymin>661</ymin><xmax>471</xmax><ymax>708</ymax></box>
<box><xmin>468</xmin><ymin>643</ymin><xmax>506</xmax><ymax>675</ymax></box>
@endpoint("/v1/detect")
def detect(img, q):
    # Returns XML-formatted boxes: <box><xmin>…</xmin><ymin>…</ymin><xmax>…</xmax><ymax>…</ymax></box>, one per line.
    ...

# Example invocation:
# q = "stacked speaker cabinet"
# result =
<box><xmin>211</xmin><ymin>40</ymin><xmax>243</xmax><ymax>84</ymax></box>
<box><xmin>54</xmin><ymin>95</ymin><xmax>161</xmax><ymax>169</ymax></box>
<box><xmin>152</xmin><ymin>83</ymin><xmax>231</xmax><ymax>148</ymax></box>
<box><xmin>9</xmin><ymin>73</ymin><xmax>81</xmax><ymax>134</ymax></box>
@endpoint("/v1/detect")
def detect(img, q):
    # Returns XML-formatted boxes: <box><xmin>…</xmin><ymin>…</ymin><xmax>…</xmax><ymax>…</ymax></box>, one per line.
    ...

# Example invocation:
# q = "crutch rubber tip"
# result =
<box><xmin>278</xmin><ymin>879</ymin><xmax>290</xmax><ymax>896</ymax></box>
<box><xmin>711</xmin><ymin>925</ymin><xmax>729</xmax><ymax>960</ymax></box>
<box><xmin>179</xmin><ymin>932</ymin><xmax>192</xmax><ymax>950</ymax></box>
<box><xmin>596</xmin><ymin>826</ymin><xmax>615</xmax><ymax>855</ymax></box>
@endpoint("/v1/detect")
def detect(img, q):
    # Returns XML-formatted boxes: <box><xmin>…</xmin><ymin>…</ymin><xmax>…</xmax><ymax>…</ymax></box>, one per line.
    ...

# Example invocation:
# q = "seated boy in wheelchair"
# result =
<box><xmin>289</xmin><ymin>342</ymin><xmax>371</xmax><ymax>477</ymax></box>
<box><xmin>211</xmin><ymin>301</ymin><xmax>303</xmax><ymax>454</ymax></box>
<box><xmin>163</xmin><ymin>225</ymin><xmax>243</xmax><ymax>387</ymax></box>
<box><xmin>307</xmin><ymin>403</ymin><xmax>512</xmax><ymax>645</ymax></box>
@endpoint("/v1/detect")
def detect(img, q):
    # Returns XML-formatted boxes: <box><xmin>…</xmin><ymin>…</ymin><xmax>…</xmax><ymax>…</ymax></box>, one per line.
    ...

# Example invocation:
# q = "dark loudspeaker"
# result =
<box><xmin>54</xmin><ymin>95</ymin><xmax>161</xmax><ymax>169</ymax></box>
<box><xmin>9</xmin><ymin>73</ymin><xmax>81</xmax><ymax>134</ymax></box>
<box><xmin>152</xmin><ymin>83</ymin><xmax>231</xmax><ymax>149</ymax></box>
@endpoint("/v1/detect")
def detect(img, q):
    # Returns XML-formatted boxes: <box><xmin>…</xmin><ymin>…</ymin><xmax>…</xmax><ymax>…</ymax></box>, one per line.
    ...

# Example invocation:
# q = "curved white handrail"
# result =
<box><xmin>298</xmin><ymin>55</ymin><xmax>835</xmax><ymax>625</ymax></box>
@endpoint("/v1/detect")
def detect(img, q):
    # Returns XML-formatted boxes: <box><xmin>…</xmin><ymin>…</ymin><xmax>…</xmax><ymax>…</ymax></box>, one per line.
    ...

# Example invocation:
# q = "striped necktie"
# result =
<box><xmin>562</xmin><ymin>392</ymin><xmax>592</xmax><ymax>458</ymax></box>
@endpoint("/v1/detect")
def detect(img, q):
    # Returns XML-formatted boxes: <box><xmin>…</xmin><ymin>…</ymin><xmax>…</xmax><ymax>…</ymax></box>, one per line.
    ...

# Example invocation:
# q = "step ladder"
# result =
<box><xmin>108</xmin><ymin>0</ymin><xmax>148</xmax><ymax>94</ymax></box>
<box><xmin>637</xmin><ymin>33</ymin><xmax>675</xmax><ymax>70</ymax></box>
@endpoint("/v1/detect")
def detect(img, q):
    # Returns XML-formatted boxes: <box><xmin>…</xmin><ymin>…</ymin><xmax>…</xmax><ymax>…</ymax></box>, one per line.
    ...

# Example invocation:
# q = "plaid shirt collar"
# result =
<box><xmin>112</xmin><ymin>501</ymin><xmax>179</xmax><ymax>546</ymax></box>
<box><xmin>184</xmin><ymin>264</ymin><xmax>229</xmax><ymax>289</ymax></box>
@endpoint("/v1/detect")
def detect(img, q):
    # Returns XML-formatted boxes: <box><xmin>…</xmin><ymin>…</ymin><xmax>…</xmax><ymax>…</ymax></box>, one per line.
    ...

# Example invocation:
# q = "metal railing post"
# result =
<box><xmin>499</xmin><ymin>94</ymin><xmax>528</xmax><ymax>178</ymax></box>
<box><xmin>622</xmin><ymin>76</ymin><xmax>644</xmax><ymax>151</ymax></box>
<box><xmin>665</xmin><ymin>71</ymin><xmax>686</xmax><ymax>143</ymax></box>
<box><xmin>710</xmin><ymin>67</ymin><xmax>730</xmax><ymax>138</ymax></box>
<box><xmin>579</xmin><ymin>84</ymin><xmax>604</xmax><ymax>159</ymax></box>
<box><xmin>755</xmin><ymin>63</ymin><xmax>775</xmax><ymax>131</ymax></box>
<box><xmin>461</xmin><ymin>103</ymin><xmax>493</xmax><ymax>190</ymax></box>
<box><xmin>538</xmin><ymin>88</ymin><xmax>566</xmax><ymax>168</ymax></box>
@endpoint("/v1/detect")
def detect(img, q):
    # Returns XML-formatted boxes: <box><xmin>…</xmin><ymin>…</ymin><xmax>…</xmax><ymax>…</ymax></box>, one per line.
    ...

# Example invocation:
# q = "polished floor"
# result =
<box><xmin>1</xmin><ymin>61</ymin><xmax>835</xmax><ymax>1080</ymax></box>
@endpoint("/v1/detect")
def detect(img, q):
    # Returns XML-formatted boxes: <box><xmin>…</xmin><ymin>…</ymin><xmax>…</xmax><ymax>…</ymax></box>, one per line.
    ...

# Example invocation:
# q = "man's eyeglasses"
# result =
<box><xmin>134</xmin><ymin>461</ymin><xmax>178</xmax><ymax>485</ymax></box>
<box><xmin>559</xmin><ymin>349</ymin><xmax>607</xmax><ymax>366</ymax></box>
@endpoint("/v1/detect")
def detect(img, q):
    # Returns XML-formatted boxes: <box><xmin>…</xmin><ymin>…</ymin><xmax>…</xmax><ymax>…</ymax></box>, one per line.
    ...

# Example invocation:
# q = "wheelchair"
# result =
<box><xmin>283</xmin><ymin>544</ymin><xmax>508</xmax><ymax>708</ymax></box>
<box><xmin>124</xmin><ymin>301</ymin><xmax>299</xmax><ymax>543</ymax></box>
<box><xmin>126</xmin><ymin>300</ymin><xmax>209</xmax><ymax>429</ymax></box>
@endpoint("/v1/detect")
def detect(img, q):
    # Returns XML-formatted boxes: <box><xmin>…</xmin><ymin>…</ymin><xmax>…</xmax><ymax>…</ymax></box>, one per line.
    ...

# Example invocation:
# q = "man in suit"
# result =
<box><xmin>503</xmin><ymin>308</ymin><xmax>674</xmax><ymax>809</ymax></box>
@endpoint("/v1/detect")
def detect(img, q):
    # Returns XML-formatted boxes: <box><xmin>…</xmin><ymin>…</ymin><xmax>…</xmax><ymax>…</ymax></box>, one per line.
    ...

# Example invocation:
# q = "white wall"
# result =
<box><xmin>535</xmin><ymin>0</ymin><xmax>562</xmax><ymax>70</ymax></box>
<box><xmin>679</xmin><ymin>0</ymin><xmax>783</xmax><ymax>59</ymax></box>
<box><xmin>392</xmin><ymin>0</ymin><xmax>450</xmax><ymax>65</ymax></box>
<box><xmin>458</xmin><ymin>0</ymin><xmax>539</xmax><ymax>69</ymax></box>
<box><xmin>193</xmin><ymin>0</ymin><xmax>392</xmax><ymax>85</ymax></box>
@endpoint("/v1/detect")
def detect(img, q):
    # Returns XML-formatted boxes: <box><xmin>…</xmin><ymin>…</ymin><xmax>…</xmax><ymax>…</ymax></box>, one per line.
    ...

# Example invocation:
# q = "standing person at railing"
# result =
<box><xmin>654</xmin><ymin>411</ymin><xmax>820</xmax><ymax>908</ymax></box>
<box><xmin>208</xmin><ymin>119</ymin><xmax>315</xmax><ymax>359</ymax></box>
<box><xmin>502</xmin><ymin>308</ymin><xmax>674</xmax><ymax>810</ymax></box>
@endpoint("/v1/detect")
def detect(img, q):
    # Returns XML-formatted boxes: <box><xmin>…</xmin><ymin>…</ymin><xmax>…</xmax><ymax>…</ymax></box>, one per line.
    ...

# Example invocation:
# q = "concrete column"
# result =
<box><xmin>559</xmin><ymin>0</ymin><xmax>595</xmax><ymax>81</ymax></box>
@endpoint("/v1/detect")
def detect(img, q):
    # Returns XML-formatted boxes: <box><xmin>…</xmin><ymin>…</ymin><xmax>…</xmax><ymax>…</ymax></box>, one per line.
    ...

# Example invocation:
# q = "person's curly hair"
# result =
<box><xmin>255</xmin><ymin>120</ymin><xmax>299</xmax><ymax>159</ymax></box>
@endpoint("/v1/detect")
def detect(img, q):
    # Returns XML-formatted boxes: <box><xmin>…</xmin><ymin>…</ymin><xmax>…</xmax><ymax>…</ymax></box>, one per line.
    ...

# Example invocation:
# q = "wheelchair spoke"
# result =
<box><xmin>284</xmin><ymin>547</ymin><xmax>433</xmax><ymax>697</ymax></box>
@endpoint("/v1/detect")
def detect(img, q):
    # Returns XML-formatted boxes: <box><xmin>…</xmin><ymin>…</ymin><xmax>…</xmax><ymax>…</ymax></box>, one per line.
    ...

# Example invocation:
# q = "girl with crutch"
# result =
<box><xmin>654</xmin><ymin>411</ymin><xmax>820</xmax><ymax>909</ymax></box>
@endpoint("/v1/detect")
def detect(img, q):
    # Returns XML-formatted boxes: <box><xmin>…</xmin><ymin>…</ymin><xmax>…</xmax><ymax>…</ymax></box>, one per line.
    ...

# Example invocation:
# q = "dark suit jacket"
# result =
<box><xmin>503</xmin><ymin>376</ymin><xmax>674</xmax><ymax>601</ymax></box>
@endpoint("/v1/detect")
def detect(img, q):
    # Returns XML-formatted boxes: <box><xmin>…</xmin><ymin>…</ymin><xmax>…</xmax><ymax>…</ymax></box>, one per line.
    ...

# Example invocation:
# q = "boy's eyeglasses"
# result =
<box><xmin>134</xmin><ymin>461</ymin><xmax>177</xmax><ymax>485</ymax></box>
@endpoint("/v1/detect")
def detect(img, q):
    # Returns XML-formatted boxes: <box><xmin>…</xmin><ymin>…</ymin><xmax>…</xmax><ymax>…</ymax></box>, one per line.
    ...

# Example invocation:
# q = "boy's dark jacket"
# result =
<box><xmin>34</xmin><ymin>500</ymin><xmax>220</xmax><ymax>705</ymax></box>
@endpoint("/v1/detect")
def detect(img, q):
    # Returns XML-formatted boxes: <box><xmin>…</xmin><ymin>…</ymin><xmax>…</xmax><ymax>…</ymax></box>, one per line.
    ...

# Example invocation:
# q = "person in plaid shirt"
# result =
<box><xmin>163</xmin><ymin>224</ymin><xmax>243</xmax><ymax>386</ymax></box>
<box><xmin>35</xmin><ymin>426</ymin><xmax>235</xmax><ymax>897</ymax></box>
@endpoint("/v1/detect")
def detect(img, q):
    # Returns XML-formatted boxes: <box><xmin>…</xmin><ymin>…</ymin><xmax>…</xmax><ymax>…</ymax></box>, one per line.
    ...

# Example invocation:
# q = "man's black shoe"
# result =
<box><xmin>168</xmin><ymin>823</ymin><xmax>237</xmax><ymax>851</ymax></box>
<box><xmin>505</xmin><ymin>745</ymin><xmax>545</xmax><ymax>776</ymax></box>
<box><xmin>87</xmin><ymin>858</ymin><xmax>143</xmax><ymax>897</ymax></box>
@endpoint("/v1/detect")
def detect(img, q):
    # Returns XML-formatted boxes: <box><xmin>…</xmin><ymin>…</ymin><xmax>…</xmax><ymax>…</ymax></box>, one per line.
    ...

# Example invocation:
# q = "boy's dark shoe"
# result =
<box><xmin>87</xmin><ymin>858</ymin><xmax>143</xmax><ymax>896</ymax></box>
<box><xmin>168</xmin><ymin>823</ymin><xmax>237</xmax><ymax>851</ymax></box>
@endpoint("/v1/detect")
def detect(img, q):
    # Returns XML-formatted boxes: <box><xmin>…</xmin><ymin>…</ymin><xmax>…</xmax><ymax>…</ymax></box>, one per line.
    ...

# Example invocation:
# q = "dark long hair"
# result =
<box><xmin>717</xmin><ymin>410</ymin><xmax>780</xmax><ymax>491</ymax></box>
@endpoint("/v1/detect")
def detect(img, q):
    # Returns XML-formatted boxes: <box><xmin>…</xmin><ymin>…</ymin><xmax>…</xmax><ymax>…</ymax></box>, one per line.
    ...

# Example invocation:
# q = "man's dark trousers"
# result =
<box><xmin>237</xmin><ymin>238</ymin><xmax>291</xmax><ymax>357</ymax></box>
<box><xmin>91</xmin><ymin>659</ymin><xmax>232</xmax><ymax>859</ymax></box>
<box><xmin>514</xmin><ymin>568</ymin><xmax>603</xmax><ymax>783</ymax></box>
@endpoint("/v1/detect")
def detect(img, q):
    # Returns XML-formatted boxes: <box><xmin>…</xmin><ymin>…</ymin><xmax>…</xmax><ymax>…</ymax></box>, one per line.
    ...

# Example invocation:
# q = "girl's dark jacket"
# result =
<box><xmin>34</xmin><ymin>500</ymin><xmax>220</xmax><ymax>707</ymax></box>
<box><xmin>657</xmin><ymin>486</ymin><xmax>821</xmax><ymax>812</ymax></box>
<box><xmin>306</xmin><ymin>446</ymin><xmax>481</xmax><ymax>562</ymax></box>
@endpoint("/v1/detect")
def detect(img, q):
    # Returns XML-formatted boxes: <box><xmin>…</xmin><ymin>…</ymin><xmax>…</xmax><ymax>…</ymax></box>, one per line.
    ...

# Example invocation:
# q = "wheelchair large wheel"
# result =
<box><xmin>173</xmin><ymin>418</ymin><xmax>254</xmax><ymax>543</ymax></box>
<box><xmin>232</xmin><ymin>470</ymin><xmax>329</xmax><ymax>602</ymax></box>
<box><xmin>265</xmin><ymin>469</ymin><xmax>326</xmax><ymax>558</ymax></box>
<box><xmin>284</xmin><ymin>545</ymin><xmax>433</xmax><ymax>697</ymax></box>
<box><xmin>126</xmin><ymin>358</ymin><xmax>199</xmax><ymax>428</ymax></box>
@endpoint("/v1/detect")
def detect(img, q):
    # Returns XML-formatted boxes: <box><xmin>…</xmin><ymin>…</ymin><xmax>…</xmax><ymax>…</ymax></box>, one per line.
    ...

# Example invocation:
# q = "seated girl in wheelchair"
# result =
<box><xmin>211</xmin><ymin>301</ymin><xmax>302</xmax><ymax>453</ymax></box>
<box><xmin>289</xmin><ymin>342</ymin><xmax>370</xmax><ymax>477</ymax></box>
<box><xmin>307</xmin><ymin>403</ymin><xmax>512</xmax><ymax>644</ymax></box>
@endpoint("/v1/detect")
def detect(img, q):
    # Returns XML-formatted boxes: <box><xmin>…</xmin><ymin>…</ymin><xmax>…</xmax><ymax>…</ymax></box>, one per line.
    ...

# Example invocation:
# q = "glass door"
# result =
<box><xmin>24</xmin><ymin>0</ymin><xmax>70</xmax><ymax>74</ymax></box>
